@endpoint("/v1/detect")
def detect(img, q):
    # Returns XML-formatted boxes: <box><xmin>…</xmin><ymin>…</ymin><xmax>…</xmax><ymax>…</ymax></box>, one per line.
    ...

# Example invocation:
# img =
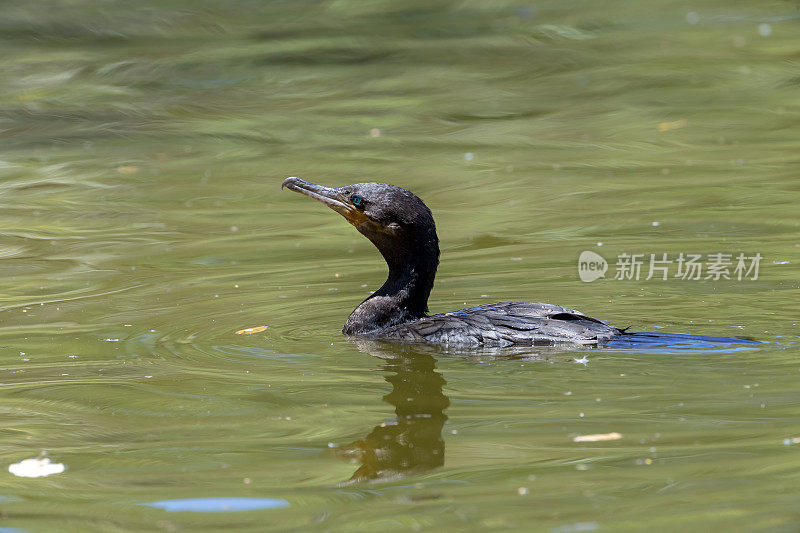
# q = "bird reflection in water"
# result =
<box><xmin>331</xmin><ymin>337</ymin><xmax>757</xmax><ymax>483</ymax></box>
<box><xmin>336</xmin><ymin>341</ymin><xmax>449</xmax><ymax>482</ymax></box>
<box><xmin>336</xmin><ymin>341</ymin><xmax>560</xmax><ymax>482</ymax></box>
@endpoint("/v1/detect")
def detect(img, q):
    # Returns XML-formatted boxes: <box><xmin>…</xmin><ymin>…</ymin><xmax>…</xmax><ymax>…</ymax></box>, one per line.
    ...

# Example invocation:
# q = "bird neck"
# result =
<box><xmin>344</xmin><ymin>237</ymin><xmax>439</xmax><ymax>335</ymax></box>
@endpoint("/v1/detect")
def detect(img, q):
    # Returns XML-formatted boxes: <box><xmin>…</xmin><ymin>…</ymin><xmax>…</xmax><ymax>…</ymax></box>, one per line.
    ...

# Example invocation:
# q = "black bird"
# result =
<box><xmin>282</xmin><ymin>177</ymin><xmax>623</xmax><ymax>347</ymax></box>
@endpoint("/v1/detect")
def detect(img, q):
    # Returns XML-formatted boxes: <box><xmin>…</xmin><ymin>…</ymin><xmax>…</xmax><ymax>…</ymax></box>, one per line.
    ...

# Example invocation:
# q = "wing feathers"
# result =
<box><xmin>375</xmin><ymin>301</ymin><xmax>619</xmax><ymax>347</ymax></box>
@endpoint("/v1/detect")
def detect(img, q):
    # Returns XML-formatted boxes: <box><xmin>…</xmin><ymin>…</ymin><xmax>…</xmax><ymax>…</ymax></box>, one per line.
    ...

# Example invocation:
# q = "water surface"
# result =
<box><xmin>1</xmin><ymin>1</ymin><xmax>799</xmax><ymax>531</ymax></box>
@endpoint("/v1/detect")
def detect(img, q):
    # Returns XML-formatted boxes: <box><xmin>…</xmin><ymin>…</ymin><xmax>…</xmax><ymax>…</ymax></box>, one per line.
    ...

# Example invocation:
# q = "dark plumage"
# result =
<box><xmin>380</xmin><ymin>302</ymin><xmax>621</xmax><ymax>347</ymax></box>
<box><xmin>282</xmin><ymin>176</ymin><xmax>622</xmax><ymax>347</ymax></box>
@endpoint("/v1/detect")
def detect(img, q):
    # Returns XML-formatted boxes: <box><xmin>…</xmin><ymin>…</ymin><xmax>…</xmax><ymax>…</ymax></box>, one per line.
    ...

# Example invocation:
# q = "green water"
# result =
<box><xmin>1</xmin><ymin>0</ymin><xmax>799</xmax><ymax>531</ymax></box>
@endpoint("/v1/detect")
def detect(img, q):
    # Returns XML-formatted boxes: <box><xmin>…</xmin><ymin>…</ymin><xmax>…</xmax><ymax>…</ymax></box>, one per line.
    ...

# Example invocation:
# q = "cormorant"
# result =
<box><xmin>282</xmin><ymin>176</ymin><xmax>622</xmax><ymax>347</ymax></box>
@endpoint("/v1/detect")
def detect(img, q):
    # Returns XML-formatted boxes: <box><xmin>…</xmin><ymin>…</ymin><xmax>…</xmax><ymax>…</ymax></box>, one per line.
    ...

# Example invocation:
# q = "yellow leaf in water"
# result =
<box><xmin>573</xmin><ymin>432</ymin><xmax>623</xmax><ymax>442</ymax></box>
<box><xmin>657</xmin><ymin>119</ymin><xmax>687</xmax><ymax>132</ymax></box>
<box><xmin>117</xmin><ymin>165</ymin><xmax>140</xmax><ymax>175</ymax></box>
<box><xmin>235</xmin><ymin>325</ymin><xmax>269</xmax><ymax>335</ymax></box>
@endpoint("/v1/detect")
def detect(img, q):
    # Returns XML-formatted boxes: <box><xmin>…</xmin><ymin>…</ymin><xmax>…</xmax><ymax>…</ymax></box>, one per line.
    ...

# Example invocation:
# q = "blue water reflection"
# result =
<box><xmin>142</xmin><ymin>497</ymin><xmax>289</xmax><ymax>512</ymax></box>
<box><xmin>603</xmin><ymin>332</ymin><xmax>765</xmax><ymax>354</ymax></box>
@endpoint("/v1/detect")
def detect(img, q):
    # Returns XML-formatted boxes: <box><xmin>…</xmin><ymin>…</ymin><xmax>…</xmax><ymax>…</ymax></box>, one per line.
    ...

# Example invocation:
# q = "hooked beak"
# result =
<box><xmin>282</xmin><ymin>177</ymin><xmax>367</xmax><ymax>226</ymax></box>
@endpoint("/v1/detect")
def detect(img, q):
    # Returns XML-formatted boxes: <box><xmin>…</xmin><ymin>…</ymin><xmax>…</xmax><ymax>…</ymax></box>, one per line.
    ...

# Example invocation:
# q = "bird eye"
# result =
<box><xmin>352</xmin><ymin>195</ymin><xmax>365</xmax><ymax>209</ymax></box>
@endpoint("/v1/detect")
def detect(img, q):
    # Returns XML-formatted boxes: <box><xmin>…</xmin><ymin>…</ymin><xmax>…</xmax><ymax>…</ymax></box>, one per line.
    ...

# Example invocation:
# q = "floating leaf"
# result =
<box><xmin>235</xmin><ymin>325</ymin><xmax>269</xmax><ymax>335</ymax></box>
<box><xmin>117</xmin><ymin>165</ymin><xmax>140</xmax><ymax>175</ymax></box>
<box><xmin>658</xmin><ymin>119</ymin><xmax>687</xmax><ymax>132</ymax></box>
<box><xmin>573</xmin><ymin>432</ymin><xmax>623</xmax><ymax>443</ymax></box>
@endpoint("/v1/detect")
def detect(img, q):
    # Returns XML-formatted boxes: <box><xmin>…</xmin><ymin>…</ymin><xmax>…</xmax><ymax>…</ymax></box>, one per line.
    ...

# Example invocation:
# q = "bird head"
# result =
<box><xmin>281</xmin><ymin>177</ymin><xmax>438</xmax><ymax>264</ymax></box>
